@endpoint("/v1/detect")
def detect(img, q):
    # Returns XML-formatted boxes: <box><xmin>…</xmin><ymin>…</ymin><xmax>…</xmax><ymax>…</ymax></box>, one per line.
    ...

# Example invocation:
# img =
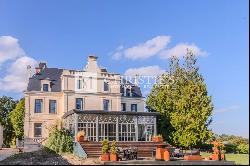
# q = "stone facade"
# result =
<box><xmin>24</xmin><ymin>55</ymin><xmax>144</xmax><ymax>139</ymax></box>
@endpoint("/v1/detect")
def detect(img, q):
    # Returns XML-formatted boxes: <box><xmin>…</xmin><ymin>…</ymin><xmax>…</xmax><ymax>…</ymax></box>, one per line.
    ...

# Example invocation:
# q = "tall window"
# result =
<box><xmin>131</xmin><ymin>104</ymin><xmax>137</xmax><ymax>112</ymax></box>
<box><xmin>43</xmin><ymin>84</ymin><xmax>49</xmax><ymax>91</ymax></box>
<box><xmin>104</xmin><ymin>82</ymin><xmax>109</xmax><ymax>91</ymax></box>
<box><xmin>77</xmin><ymin>79</ymin><xmax>82</xmax><ymax>89</ymax></box>
<box><xmin>34</xmin><ymin>123</ymin><xmax>42</xmax><ymax>137</ymax></box>
<box><xmin>121</xmin><ymin>103</ymin><xmax>126</xmax><ymax>111</ymax></box>
<box><xmin>49</xmin><ymin>100</ymin><xmax>57</xmax><ymax>114</ymax></box>
<box><xmin>35</xmin><ymin>99</ymin><xmax>43</xmax><ymax>113</ymax></box>
<box><xmin>76</xmin><ymin>98</ymin><xmax>83</xmax><ymax>110</ymax></box>
<box><xmin>103</xmin><ymin>99</ymin><xmax>109</xmax><ymax>111</ymax></box>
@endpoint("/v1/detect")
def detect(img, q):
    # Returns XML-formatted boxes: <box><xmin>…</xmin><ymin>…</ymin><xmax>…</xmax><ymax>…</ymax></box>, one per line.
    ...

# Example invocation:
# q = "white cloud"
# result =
<box><xmin>160</xmin><ymin>43</ymin><xmax>207</xmax><ymax>59</ymax></box>
<box><xmin>0</xmin><ymin>36</ymin><xmax>26</xmax><ymax>65</ymax></box>
<box><xmin>214</xmin><ymin>105</ymin><xmax>240</xmax><ymax>114</ymax></box>
<box><xmin>112</xmin><ymin>36</ymin><xmax>171</xmax><ymax>60</ymax></box>
<box><xmin>111</xmin><ymin>45</ymin><xmax>124</xmax><ymax>60</ymax></box>
<box><xmin>124</xmin><ymin>65</ymin><xmax>165</xmax><ymax>76</ymax></box>
<box><xmin>0</xmin><ymin>36</ymin><xmax>38</xmax><ymax>92</ymax></box>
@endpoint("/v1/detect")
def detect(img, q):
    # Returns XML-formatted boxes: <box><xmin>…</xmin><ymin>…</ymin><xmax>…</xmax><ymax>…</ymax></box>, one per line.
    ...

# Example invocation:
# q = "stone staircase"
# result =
<box><xmin>23</xmin><ymin>138</ymin><xmax>45</xmax><ymax>152</ymax></box>
<box><xmin>80</xmin><ymin>141</ymin><xmax>159</xmax><ymax>158</ymax></box>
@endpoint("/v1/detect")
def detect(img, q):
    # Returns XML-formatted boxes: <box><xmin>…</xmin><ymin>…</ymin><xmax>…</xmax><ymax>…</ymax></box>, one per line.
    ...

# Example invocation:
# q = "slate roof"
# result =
<box><xmin>120</xmin><ymin>78</ymin><xmax>142</xmax><ymax>97</ymax></box>
<box><xmin>27</xmin><ymin>65</ymin><xmax>143</xmax><ymax>97</ymax></box>
<box><xmin>27</xmin><ymin>67</ymin><xmax>63</xmax><ymax>92</ymax></box>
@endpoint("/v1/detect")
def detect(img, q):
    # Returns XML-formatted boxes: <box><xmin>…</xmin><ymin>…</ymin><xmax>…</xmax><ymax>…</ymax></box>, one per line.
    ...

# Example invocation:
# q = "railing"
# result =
<box><xmin>73</xmin><ymin>141</ymin><xmax>87</xmax><ymax>159</ymax></box>
<box><xmin>24</xmin><ymin>137</ymin><xmax>47</xmax><ymax>145</ymax></box>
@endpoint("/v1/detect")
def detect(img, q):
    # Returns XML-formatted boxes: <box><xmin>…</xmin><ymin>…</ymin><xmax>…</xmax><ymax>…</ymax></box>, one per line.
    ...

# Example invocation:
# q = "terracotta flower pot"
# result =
<box><xmin>183</xmin><ymin>155</ymin><xmax>203</xmax><ymax>161</ymax></box>
<box><xmin>77</xmin><ymin>135</ymin><xmax>85</xmax><ymax>142</ymax></box>
<box><xmin>76</xmin><ymin>131</ymin><xmax>85</xmax><ymax>142</ymax></box>
<box><xmin>101</xmin><ymin>154</ymin><xmax>110</xmax><ymax>161</ymax></box>
<box><xmin>163</xmin><ymin>149</ymin><xmax>170</xmax><ymax>161</ymax></box>
<box><xmin>204</xmin><ymin>156</ymin><xmax>211</xmax><ymax>160</ymax></box>
<box><xmin>152</xmin><ymin>137</ymin><xmax>163</xmax><ymax>142</ymax></box>
<box><xmin>110</xmin><ymin>154</ymin><xmax>118</xmax><ymax>161</ymax></box>
<box><xmin>156</xmin><ymin>147</ymin><xmax>164</xmax><ymax>160</ymax></box>
<box><xmin>211</xmin><ymin>154</ymin><xmax>220</xmax><ymax>161</ymax></box>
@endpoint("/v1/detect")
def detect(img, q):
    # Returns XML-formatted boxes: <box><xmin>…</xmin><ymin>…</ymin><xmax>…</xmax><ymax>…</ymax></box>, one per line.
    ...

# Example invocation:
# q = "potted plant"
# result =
<box><xmin>101</xmin><ymin>139</ymin><xmax>110</xmax><ymax>161</ymax></box>
<box><xmin>76</xmin><ymin>130</ymin><xmax>85</xmax><ymax>142</ymax></box>
<box><xmin>152</xmin><ymin>134</ymin><xmax>163</xmax><ymax>142</ymax></box>
<box><xmin>220</xmin><ymin>144</ymin><xmax>226</xmax><ymax>160</ymax></box>
<box><xmin>211</xmin><ymin>141</ymin><xmax>223</xmax><ymax>160</ymax></box>
<box><xmin>110</xmin><ymin>140</ymin><xmax>118</xmax><ymax>161</ymax></box>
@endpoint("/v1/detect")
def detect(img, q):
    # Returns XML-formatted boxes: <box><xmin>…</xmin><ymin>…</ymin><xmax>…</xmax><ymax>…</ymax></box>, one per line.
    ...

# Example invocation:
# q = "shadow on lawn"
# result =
<box><xmin>0</xmin><ymin>148</ymin><xmax>71</xmax><ymax>165</ymax></box>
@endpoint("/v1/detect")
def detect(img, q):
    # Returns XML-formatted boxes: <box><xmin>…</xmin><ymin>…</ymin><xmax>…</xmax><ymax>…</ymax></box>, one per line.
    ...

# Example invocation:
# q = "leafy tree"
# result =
<box><xmin>0</xmin><ymin>96</ymin><xmax>17</xmax><ymax>147</ymax></box>
<box><xmin>10</xmin><ymin>98</ymin><xmax>25</xmax><ymax>139</ymax></box>
<box><xmin>214</xmin><ymin>134</ymin><xmax>249</xmax><ymax>153</ymax></box>
<box><xmin>146</xmin><ymin>49</ymin><xmax>213</xmax><ymax>149</ymax></box>
<box><xmin>237</xmin><ymin>143</ymin><xmax>249</xmax><ymax>154</ymax></box>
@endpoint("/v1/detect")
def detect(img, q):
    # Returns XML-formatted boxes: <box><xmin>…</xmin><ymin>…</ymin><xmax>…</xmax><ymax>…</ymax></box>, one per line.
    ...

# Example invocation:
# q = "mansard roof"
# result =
<box><xmin>27</xmin><ymin>67</ymin><xmax>63</xmax><ymax>92</ymax></box>
<box><xmin>26</xmin><ymin>63</ymin><xmax>142</xmax><ymax>97</ymax></box>
<box><xmin>121</xmin><ymin>78</ymin><xmax>142</xmax><ymax>97</ymax></box>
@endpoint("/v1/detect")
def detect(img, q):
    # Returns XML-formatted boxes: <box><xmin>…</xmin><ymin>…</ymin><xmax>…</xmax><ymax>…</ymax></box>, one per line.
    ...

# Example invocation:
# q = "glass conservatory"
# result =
<box><xmin>63</xmin><ymin>110</ymin><xmax>160</xmax><ymax>142</ymax></box>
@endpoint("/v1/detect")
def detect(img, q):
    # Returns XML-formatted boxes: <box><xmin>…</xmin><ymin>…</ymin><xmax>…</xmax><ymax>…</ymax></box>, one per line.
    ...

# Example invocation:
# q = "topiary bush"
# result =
<box><xmin>101</xmin><ymin>139</ymin><xmax>109</xmax><ymax>154</ymax></box>
<box><xmin>44</xmin><ymin>121</ymin><xmax>73</xmax><ymax>154</ymax></box>
<box><xmin>110</xmin><ymin>140</ymin><xmax>116</xmax><ymax>154</ymax></box>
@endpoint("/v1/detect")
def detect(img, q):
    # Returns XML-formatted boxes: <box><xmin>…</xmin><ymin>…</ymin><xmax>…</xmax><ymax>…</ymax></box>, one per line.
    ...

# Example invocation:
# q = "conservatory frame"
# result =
<box><xmin>62</xmin><ymin>110</ymin><xmax>160</xmax><ymax>142</ymax></box>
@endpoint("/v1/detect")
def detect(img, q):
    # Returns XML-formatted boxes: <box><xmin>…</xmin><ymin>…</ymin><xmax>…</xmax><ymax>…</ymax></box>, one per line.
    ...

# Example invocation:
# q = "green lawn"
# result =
<box><xmin>201</xmin><ymin>152</ymin><xmax>249</xmax><ymax>165</ymax></box>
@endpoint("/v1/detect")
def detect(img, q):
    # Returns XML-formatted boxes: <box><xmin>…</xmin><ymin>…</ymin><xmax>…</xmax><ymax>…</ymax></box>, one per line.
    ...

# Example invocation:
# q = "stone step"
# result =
<box><xmin>80</xmin><ymin>141</ymin><xmax>159</xmax><ymax>158</ymax></box>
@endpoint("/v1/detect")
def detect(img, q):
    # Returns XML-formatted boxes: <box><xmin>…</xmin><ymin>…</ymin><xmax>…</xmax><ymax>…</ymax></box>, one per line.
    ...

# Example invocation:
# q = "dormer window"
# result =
<box><xmin>126</xmin><ymin>88</ymin><xmax>131</xmax><ymax>97</ymax></box>
<box><xmin>43</xmin><ymin>84</ymin><xmax>49</xmax><ymax>92</ymax></box>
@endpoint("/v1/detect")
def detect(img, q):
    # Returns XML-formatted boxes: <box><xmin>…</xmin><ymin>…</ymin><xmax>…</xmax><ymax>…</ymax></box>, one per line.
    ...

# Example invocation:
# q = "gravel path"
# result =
<box><xmin>0</xmin><ymin>149</ymin><xmax>103</xmax><ymax>165</ymax></box>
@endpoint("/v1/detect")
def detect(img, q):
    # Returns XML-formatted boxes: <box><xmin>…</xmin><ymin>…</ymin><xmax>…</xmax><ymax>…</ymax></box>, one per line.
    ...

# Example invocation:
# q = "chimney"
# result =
<box><xmin>35</xmin><ymin>62</ymin><xmax>47</xmax><ymax>74</ymax></box>
<box><xmin>39</xmin><ymin>62</ymin><xmax>47</xmax><ymax>69</ymax></box>
<box><xmin>85</xmin><ymin>55</ymin><xmax>100</xmax><ymax>72</ymax></box>
<box><xmin>35</xmin><ymin>67</ymin><xmax>41</xmax><ymax>74</ymax></box>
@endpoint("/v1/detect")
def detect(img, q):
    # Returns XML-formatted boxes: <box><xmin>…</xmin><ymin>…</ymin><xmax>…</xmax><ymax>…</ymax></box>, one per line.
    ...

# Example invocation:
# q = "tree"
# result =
<box><xmin>0</xmin><ymin>96</ymin><xmax>17</xmax><ymax>147</ymax></box>
<box><xmin>10</xmin><ymin>98</ymin><xmax>25</xmax><ymax>139</ymax></box>
<box><xmin>237</xmin><ymin>143</ymin><xmax>249</xmax><ymax>154</ymax></box>
<box><xmin>146</xmin><ymin>49</ymin><xmax>213</xmax><ymax>149</ymax></box>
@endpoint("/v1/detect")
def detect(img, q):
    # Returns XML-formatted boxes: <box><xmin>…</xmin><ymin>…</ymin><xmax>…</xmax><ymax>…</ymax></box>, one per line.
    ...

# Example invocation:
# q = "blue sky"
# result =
<box><xmin>0</xmin><ymin>0</ymin><xmax>249</xmax><ymax>137</ymax></box>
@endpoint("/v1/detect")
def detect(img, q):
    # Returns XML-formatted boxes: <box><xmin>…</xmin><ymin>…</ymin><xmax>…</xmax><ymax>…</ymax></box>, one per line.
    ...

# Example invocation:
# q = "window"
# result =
<box><xmin>76</xmin><ymin>98</ymin><xmax>83</xmax><ymax>110</ymax></box>
<box><xmin>34</xmin><ymin>123</ymin><xmax>42</xmax><ymax>137</ymax></box>
<box><xmin>121</xmin><ymin>87</ymin><xmax>125</xmax><ymax>96</ymax></box>
<box><xmin>131</xmin><ymin>104</ymin><xmax>137</xmax><ymax>112</ymax></box>
<box><xmin>49</xmin><ymin>100</ymin><xmax>57</xmax><ymax>114</ymax></box>
<box><xmin>35</xmin><ymin>99</ymin><xmax>43</xmax><ymax>113</ymax></box>
<box><xmin>121</xmin><ymin>103</ymin><xmax>126</xmax><ymax>111</ymax></box>
<box><xmin>103</xmin><ymin>99</ymin><xmax>109</xmax><ymax>111</ymax></box>
<box><xmin>126</xmin><ymin>88</ymin><xmax>131</xmax><ymax>97</ymax></box>
<box><xmin>77</xmin><ymin>79</ymin><xmax>81</xmax><ymax>89</ymax></box>
<box><xmin>104</xmin><ymin>82</ymin><xmax>109</xmax><ymax>91</ymax></box>
<box><xmin>43</xmin><ymin>84</ymin><xmax>49</xmax><ymax>91</ymax></box>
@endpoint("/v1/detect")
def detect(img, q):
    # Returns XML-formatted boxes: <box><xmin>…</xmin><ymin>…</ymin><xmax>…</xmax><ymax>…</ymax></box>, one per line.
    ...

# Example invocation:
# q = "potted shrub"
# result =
<box><xmin>101</xmin><ymin>139</ymin><xmax>110</xmax><ymax>161</ymax></box>
<box><xmin>110</xmin><ymin>140</ymin><xmax>118</xmax><ymax>161</ymax></box>
<box><xmin>211</xmin><ymin>141</ymin><xmax>223</xmax><ymax>160</ymax></box>
<box><xmin>76</xmin><ymin>130</ymin><xmax>85</xmax><ymax>142</ymax></box>
<box><xmin>163</xmin><ymin>148</ymin><xmax>170</xmax><ymax>161</ymax></box>
<box><xmin>152</xmin><ymin>134</ymin><xmax>163</xmax><ymax>142</ymax></box>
